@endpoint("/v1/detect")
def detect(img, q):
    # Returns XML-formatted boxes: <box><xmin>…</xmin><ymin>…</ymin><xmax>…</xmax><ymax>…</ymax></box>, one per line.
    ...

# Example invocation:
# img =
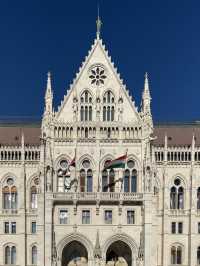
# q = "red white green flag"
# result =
<box><xmin>69</xmin><ymin>156</ymin><xmax>76</xmax><ymax>168</ymax></box>
<box><xmin>104</xmin><ymin>154</ymin><xmax>127</xmax><ymax>170</ymax></box>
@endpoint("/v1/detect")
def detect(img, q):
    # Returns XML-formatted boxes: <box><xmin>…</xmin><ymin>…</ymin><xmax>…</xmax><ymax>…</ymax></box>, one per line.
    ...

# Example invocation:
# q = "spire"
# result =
<box><xmin>45</xmin><ymin>71</ymin><xmax>53</xmax><ymax>99</ymax></box>
<box><xmin>141</xmin><ymin>72</ymin><xmax>152</xmax><ymax>127</ymax></box>
<box><xmin>96</xmin><ymin>5</ymin><xmax>102</xmax><ymax>38</ymax></box>
<box><xmin>44</xmin><ymin>71</ymin><xmax>53</xmax><ymax>115</ymax></box>
<box><xmin>94</xmin><ymin>230</ymin><xmax>101</xmax><ymax>258</ymax></box>
<box><xmin>143</xmin><ymin>72</ymin><xmax>151</xmax><ymax>98</ymax></box>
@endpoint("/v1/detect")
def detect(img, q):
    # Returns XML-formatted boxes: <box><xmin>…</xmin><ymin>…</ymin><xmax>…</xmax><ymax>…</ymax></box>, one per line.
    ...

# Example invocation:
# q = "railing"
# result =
<box><xmin>53</xmin><ymin>192</ymin><xmax>144</xmax><ymax>201</ymax></box>
<box><xmin>169</xmin><ymin>209</ymin><xmax>186</xmax><ymax>215</ymax></box>
<box><xmin>1</xmin><ymin>209</ymin><xmax>18</xmax><ymax>214</ymax></box>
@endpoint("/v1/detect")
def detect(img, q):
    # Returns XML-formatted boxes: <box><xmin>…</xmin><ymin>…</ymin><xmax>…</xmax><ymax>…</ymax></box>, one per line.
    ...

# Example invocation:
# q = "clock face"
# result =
<box><xmin>89</xmin><ymin>65</ymin><xmax>107</xmax><ymax>86</ymax></box>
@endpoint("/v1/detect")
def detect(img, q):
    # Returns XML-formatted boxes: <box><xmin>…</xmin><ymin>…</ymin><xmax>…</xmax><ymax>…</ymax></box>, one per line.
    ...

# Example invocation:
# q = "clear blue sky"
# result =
<box><xmin>0</xmin><ymin>0</ymin><xmax>199</xmax><ymax>122</ymax></box>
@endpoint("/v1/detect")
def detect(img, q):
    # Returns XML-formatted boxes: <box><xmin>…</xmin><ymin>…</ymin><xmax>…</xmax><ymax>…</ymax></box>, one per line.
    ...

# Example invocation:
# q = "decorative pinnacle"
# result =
<box><xmin>45</xmin><ymin>71</ymin><xmax>52</xmax><ymax>99</ymax></box>
<box><xmin>96</xmin><ymin>5</ymin><xmax>102</xmax><ymax>38</ymax></box>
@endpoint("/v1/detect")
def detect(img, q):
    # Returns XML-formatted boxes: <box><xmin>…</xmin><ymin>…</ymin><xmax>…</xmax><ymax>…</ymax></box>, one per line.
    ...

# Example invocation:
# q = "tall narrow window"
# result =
<box><xmin>79</xmin><ymin>159</ymin><xmax>93</xmax><ymax>192</ymax></box>
<box><xmin>105</xmin><ymin>210</ymin><xmax>112</xmax><ymax>224</ymax></box>
<box><xmin>170</xmin><ymin>178</ymin><xmax>184</xmax><ymax>209</ymax></box>
<box><xmin>197</xmin><ymin>246</ymin><xmax>200</xmax><ymax>265</ymax></box>
<box><xmin>31</xmin><ymin>186</ymin><xmax>37</xmax><ymax>209</ymax></box>
<box><xmin>103</xmin><ymin>91</ymin><xmax>115</xmax><ymax>121</ymax></box>
<box><xmin>5</xmin><ymin>245</ymin><xmax>16</xmax><ymax>265</ymax></box>
<box><xmin>80</xmin><ymin>90</ymin><xmax>93</xmax><ymax>122</ymax></box>
<box><xmin>3</xmin><ymin>179</ymin><xmax>18</xmax><ymax>210</ymax></box>
<box><xmin>197</xmin><ymin>187</ymin><xmax>200</xmax><ymax>209</ymax></box>
<box><xmin>59</xmin><ymin>210</ymin><xmax>68</xmax><ymax>224</ymax></box>
<box><xmin>124</xmin><ymin>160</ymin><xmax>137</xmax><ymax>192</ymax></box>
<box><xmin>171</xmin><ymin>246</ymin><xmax>182</xmax><ymax>264</ymax></box>
<box><xmin>57</xmin><ymin>159</ymin><xmax>71</xmax><ymax>192</ymax></box>
<box><xmin>127</xmin><ymin>210</ymin><xmax>135</xmax><ymax>224</ymax></box>
<box><xmin>31</xmin><ymin>221</ymin><xmax>36</xmax><ymax>234</ymax></box>
<box><xmin>32</xmin><ymin>246</ymin><xmax>37</xmax><ymax>265</ymax></box>
<box><xmin>82</xmin><ymin>210</ymin><xmax>90</xmax><ymax>224</ymax></box>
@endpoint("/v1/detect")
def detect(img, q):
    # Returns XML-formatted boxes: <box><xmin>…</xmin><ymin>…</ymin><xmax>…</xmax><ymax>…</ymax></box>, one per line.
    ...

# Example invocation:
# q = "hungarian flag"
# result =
<box><xmin>104</xmin><ymin>154</ymin><xmax>127</xmax><ymax>170</ymax></box>
<box><xmin>69</xmin><ymin>156</ymin><xmax>76</xmax><ymax>168</ymax></box>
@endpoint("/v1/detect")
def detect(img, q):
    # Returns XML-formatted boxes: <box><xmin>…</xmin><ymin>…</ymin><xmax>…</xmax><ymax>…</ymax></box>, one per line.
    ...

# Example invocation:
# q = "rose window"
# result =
<box><xmin>89</xmin><ymin>66</ymin><xmax>106</xmax><ymax>86</ymax></box>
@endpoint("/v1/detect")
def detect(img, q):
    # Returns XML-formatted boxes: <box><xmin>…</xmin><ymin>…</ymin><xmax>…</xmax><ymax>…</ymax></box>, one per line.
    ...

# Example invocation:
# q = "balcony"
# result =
<box><xmin>1</xmin><ymin>209</ymin><xmax>18</xmax><ymax>215</ymax></box>
<box><xmin>53</xmin><ymin>192</ymin><xmax>144</xmax><ymax>202</ymax></box>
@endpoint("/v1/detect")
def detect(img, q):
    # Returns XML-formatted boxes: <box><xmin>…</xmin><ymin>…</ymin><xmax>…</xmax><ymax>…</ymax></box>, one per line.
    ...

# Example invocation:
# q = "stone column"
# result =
<box><xmin>143</xmin><ymin>192</ymin><xmax>152</xmax><ymax>266</ymax></box>
<box><xmin>45</xmin><ymin>193</ymin><xmax>53</xmax><ymax>266</ymax></box>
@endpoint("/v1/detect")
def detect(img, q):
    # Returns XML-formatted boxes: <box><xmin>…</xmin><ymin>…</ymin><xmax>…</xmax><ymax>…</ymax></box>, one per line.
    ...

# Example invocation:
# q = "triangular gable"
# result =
<box><xmin>55</xmin><ymin>37</ymin><xmax>141</xmax><ymax>124</ymax></box>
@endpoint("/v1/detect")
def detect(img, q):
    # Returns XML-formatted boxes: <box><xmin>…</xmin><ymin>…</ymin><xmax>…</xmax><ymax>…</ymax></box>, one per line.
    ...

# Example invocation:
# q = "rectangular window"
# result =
<box><xmin>105</xmin><ymin>210</ymin><xmax>112</xmax><ymax>224</ymax></box>
<box><xmin>198</xmin><ymin>222</ymin><xmax>200</xmax><ymax>234</ymax></box>
<box><xmin>82</xmin><ymin>210</ymin><xmax>90</xmax><ymax>224</ymax></box>
<box><xmin>11</xmin><ymin>222</ymin><xmax>16</xmax><ymax>234</ymax></box>
<box><xmin>59</xmin><ymin>210</ymin><xmax>68</xmax><ymax>224</ymax></box>
<box><xmin>4</xmin><ymin>222</ymin><xmax>9</xmax><ymax>234</ymax></box>
<box><xmin>178</xmin><ymin>222</ymin><xmax>183</xmax><ymax>234</ymax></box>
<box><xmin>31</xmin><ymin>221</ymin><xmax>36</xmax><ymax>234</ymax></box>
<box><xmin>171</xmin><ymin>222</ymin><xmax>176</xmax><ymax>234</ymax></box>
<box><xmin>127</xmin><ymin>210</ymin><xmax>135</xmax><ymax>224</ymax></box>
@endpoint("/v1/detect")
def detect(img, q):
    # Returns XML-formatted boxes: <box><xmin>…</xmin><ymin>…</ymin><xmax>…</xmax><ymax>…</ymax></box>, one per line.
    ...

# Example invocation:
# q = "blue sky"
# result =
<box><xmin>0</xmin><ymin>0</ymin><xmax>199</xmax><ymax>122</ymax></box>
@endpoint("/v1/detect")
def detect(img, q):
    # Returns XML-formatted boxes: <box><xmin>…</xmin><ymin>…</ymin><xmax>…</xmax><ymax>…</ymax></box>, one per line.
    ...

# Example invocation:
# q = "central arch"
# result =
<box><xmin>106</xmin><ymin>240</ymin><xmax>131</xmax><ymax>266</ymax></box>
<box><xmin>62</xmin><ymin>241</ymin><xmax>88</xmax><ymax>266</ymax></box>
<box><xmin>57</xmin><ymin>233</ymin><xmax>94</xmax><ymax>266</ymax></box>
<box><xmin>102</xmin><ymin>233</ymin><xmax>138</xmax><ymax>266</ymax></box>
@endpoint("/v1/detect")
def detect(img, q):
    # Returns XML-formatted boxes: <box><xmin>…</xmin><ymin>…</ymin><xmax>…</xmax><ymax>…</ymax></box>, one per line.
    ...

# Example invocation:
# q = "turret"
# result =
<box><xmin>44</xmin><ymin>71</ymin><xmax>53</xmax><ymax>116</ymax></box>
<box><xmin>141</xmin><ymin>72</ymin><xmax>153</xmax><ymax>127</ymax></box>
<box><xmin>42</xmin><ymin>71</ymin><xmax>53</xmax><ymax>129</ymax></box>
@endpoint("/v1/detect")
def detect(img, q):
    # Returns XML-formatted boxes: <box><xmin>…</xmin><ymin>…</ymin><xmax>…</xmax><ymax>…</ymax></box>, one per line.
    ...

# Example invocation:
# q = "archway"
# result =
<box><xmin>62</xmin><ymin>241</ymin><xmax>88</xmax><ymax>266</ymax></box>
<box><xmin>106</xmin><ymin>240</ymin><xmax>132</xmax><ymax>266</ymax></box>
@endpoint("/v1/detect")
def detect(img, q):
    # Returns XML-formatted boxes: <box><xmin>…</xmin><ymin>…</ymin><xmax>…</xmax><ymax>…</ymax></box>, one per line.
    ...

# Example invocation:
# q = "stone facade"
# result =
<box><xmin>0</xmin><ymin>25</ymin><xmax>200</xmax><ymax>266</ymax></box>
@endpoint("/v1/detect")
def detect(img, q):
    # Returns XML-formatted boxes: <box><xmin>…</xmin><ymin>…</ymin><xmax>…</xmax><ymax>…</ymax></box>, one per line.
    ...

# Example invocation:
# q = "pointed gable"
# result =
<box><xmin>56</xmin><ymin>37</ymin><xmax>141</xmax><ymax>124</ymax></box>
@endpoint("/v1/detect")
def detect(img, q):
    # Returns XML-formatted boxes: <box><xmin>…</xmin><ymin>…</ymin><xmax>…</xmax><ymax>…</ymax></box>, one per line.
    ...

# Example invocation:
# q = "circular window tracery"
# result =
<box><xmin>89</xmin><ymin>65</ymin><xmax>107</xmax><ymax>86</ymax></box>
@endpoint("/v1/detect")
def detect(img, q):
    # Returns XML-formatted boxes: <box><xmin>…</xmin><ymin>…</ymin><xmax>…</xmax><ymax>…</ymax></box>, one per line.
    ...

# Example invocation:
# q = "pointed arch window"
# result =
<box><xmin>197</xmin><ymin>246</ymin><xmax>200</xmax><ymax>265</ymax></box>
<box><xmin>103</xmin><ymin>91</ymin><xmax>115</xmax><ymax>121</ymax></box>
<box><xmin>170</xmin><ymin>178</ymin><xmax>184</xmax><ymax>209</ymax></box>
<box><xmin>124</xmin><ymin>160</ymin><xmax>137</xmax><ymax>192</ymax></box>
<box><xmin>5</xmin><ymin>245</ymin><xmax>16</xmax><ymax>265</ymax></box>
<box><xmin>79</xmin><ymin>159</ymin><xmax>93</xmax><ymax>192</ymax></box>
<box><xmin>32</xmin><ymin>245</ymin><xmax>37</xmax><ymax>265</ymax></box>
<box><xmin>171</xmin><ymin>245</ymin><xmax>182</xmax><ymax>264</ymax></box>
<box><xmin>57</xmin><ymin>159</ymin><xmax>71</xmax><ymax>192</ymax></box>
<box><xmin>31</xmin><ymin>186</ymin><xmax>37</xmax><ymax>209</ymax></box>
<box><xmin>197</xmin><ymin>187</ymin><xmax>200</xmax><ymax>209</ymax></box>
<box><xmin>102</xmin><ymin>160</ymin><xmax>115</xmax><ymax>192</ymax></box>
<box><xmin>3</xmin><ymin>177</ymin><xmax>18</xmax><ymax>210</ymax></box>
<box><xmin>80</xmin><ymin>90</ymin><xmax>93</xmax><ymax>122</ymax></box>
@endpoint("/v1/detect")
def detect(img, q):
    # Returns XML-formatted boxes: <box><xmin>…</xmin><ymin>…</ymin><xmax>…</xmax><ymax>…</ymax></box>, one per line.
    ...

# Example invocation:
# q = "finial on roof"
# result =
<box><xmin>96</xmin><ymin>4</ymin><xmax>102</xmax><ymax>38</ymax></box>
<box><xmin>45</xmin><ymin>71</ymin><xmax>52</xmax><ymax>99</ymax></box>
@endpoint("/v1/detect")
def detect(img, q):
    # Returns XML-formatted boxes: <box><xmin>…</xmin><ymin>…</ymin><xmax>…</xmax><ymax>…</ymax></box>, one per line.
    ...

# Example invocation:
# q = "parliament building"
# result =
<box><xmin>0</xmin><ymin>18</ymin><xmax>200</xmax><ymax>266</ymax></box>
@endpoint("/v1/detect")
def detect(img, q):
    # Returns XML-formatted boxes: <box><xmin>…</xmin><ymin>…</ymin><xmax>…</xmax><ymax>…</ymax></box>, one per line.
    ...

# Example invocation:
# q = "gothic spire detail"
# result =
<box><xmin>143</xmin><ymin>72</ymin><xmax>151</xmax><ymax>99</ymax></box>
<box><xmin>44</xmin><ymin>71</ymin><xmax>53</xmax><ymax>116</ymax></box>
<box><xmin>94</xmin><ymin>229</ymin><xmax>102</xmax><ymax>258</ymax></box>
<box><xmin>96</xmin><ymin>5</ymin><xmax>102</xmax><ymax>39</ymax></box>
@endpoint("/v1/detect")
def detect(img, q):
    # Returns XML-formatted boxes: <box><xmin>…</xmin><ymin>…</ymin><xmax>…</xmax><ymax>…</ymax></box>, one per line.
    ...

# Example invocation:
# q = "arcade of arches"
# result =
<box><xmin>61</xmin><ymin>240</ymin><xmax>131</xmax><ymax>266</ymax></box>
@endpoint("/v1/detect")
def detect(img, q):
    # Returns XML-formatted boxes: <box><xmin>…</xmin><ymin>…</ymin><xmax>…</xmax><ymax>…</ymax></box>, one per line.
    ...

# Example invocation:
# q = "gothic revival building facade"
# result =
<box><xmin>1</xmin><ymin>20</ymin><xmax>200</xmax><ymax>266</ymax></box>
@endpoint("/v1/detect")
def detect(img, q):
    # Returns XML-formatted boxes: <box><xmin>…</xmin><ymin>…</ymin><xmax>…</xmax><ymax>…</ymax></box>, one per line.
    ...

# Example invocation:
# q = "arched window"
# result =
<box><xmin>32</xmin><ymin>245</ymin><xmax>37</xmax><ymax>265</ymax></box>
<box><xmin>31</xmin><ymin>186</ymin><xmax>37</xmax><ymax>209</ymax></box>
<box><xmin>102</xmin><ymin>160</ymin><xmax>115</xmax><ymax>192</ymax></box>
<box><xmin>171</xmin><ymin>245</ymin><xmax>182</xmax><ymax>264</ymax></box>
<box><xmin>170</xmin><ymin>178</ymin><xmax>184</xmax><ymax>209</ymax></box>
<box><xmin>57</xmin><ymin>159</ymin><xmax>71</xmax><ymax>192</ymax></box>
<box><xmin>5</xmin><ymin>245</ymin><xmax>16</xmax><ymax>265</ymax></box>
<box><xmin>80</xmin><ymin>90</ymin><xmax>93</xmax><ymax>122</ymax></box>
<box><xmin>3</xmin><ymin>177</ymin><xmax>17</xmax><ymax>210</ymax></box>
<box><xmin>197</xmin><ymin>187</ymin><xmax>200</xmax><ymax>209</ymax></box>
<box><xmin>197</xmin><ymin>246</ymin><xmax>200</xmax><ymax>265</ymax></box>
<box><xmin>79</xmin><ymin>159</ymin><xmax>93</xmax><ymax>192</ymax></box>
<box><xmin>103</xmin><ymin>91</ymin><xmax>115</xmax><ymax>121</ymax></box>
<box><xmin>124</xmin><ymin>160</ymin><xmax>137</xmax><ymax>192</ymax></box>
